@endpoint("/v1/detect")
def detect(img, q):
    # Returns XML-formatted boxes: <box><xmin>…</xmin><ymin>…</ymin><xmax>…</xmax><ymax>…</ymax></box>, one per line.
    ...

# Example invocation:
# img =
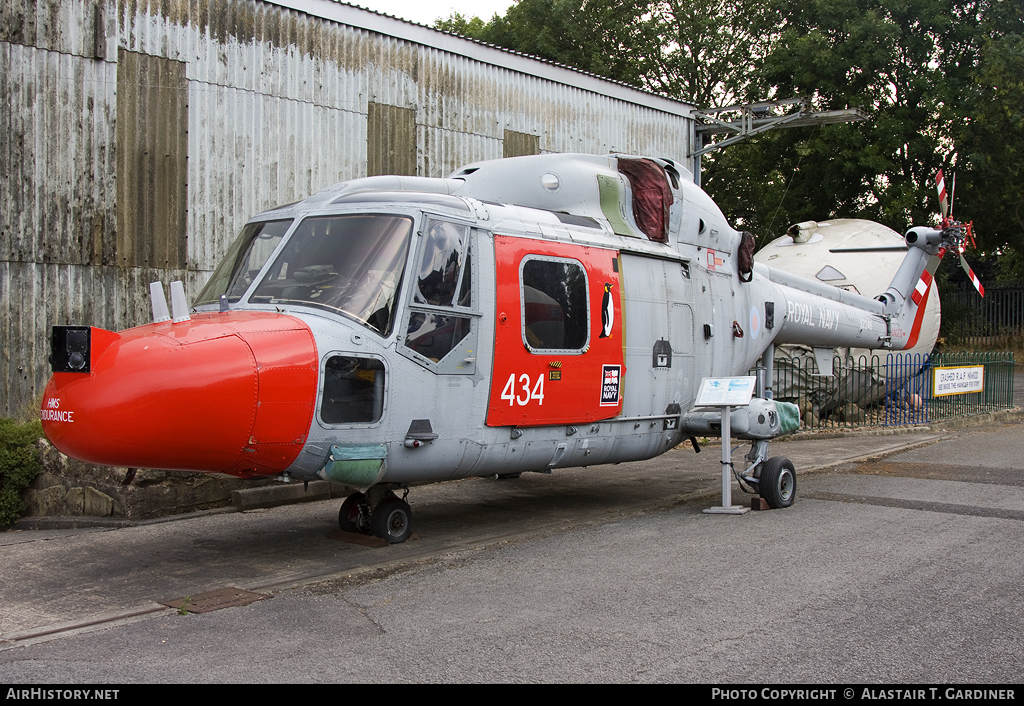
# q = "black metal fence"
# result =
<box><xmin>942</xmin><ymin>282</ymin><xmax>1024</xmax><ymax>348</ymax></box>
<box><xmin>765</xmin><ymin>351</ymin><xmax>1015</xmax><ymax>430</ymax></box>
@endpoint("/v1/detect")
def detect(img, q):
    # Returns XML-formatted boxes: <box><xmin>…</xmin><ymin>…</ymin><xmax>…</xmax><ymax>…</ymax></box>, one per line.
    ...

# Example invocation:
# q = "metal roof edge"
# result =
<box><xmin>261</xmin><ymin>0</ymin><xmax>696</xmax><ymax>118</ymax></box>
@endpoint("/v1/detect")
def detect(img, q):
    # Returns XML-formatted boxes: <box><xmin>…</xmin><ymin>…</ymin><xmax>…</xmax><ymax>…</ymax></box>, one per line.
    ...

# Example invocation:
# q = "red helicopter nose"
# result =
<box><xmin>41</xmin><ymin>312</ymin><xmax>318</xmax><ymax>477</ymax></box>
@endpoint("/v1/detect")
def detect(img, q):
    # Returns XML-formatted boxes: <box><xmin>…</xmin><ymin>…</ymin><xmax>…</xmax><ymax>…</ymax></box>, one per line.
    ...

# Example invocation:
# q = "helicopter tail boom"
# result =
<box><xmin>758</xmin><ymin>222</ymin><xmax>949</xmax><ymax>355</ymax></box>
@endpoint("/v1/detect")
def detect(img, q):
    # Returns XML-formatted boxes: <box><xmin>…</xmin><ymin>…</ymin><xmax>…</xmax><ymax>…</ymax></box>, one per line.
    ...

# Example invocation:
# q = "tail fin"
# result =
<box><xmin>879</xmin><ymin>222</ymin><xmax>974</xmax><ymax>350</ymax></box>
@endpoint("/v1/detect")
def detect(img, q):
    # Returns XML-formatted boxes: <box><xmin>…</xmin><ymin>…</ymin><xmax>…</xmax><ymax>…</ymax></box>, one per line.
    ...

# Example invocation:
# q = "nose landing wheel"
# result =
<box><xmin>338</xmin><ymin>492</ymin><xmax>371</xmax><ymax>534</ymax></box>
<box><xmin>758</xmin><ymin>457</ymin><xmax>796</xmax><ymax>509</ymax></box>
<box><xmin>371</xmin><ymin>495</ymin><xmax>413</xmax><ymax>544</ymax></box>
<box><xmin>338</xmin><ymin>490</ymin><xmax>413</xmax><ymax>544</ymax></box>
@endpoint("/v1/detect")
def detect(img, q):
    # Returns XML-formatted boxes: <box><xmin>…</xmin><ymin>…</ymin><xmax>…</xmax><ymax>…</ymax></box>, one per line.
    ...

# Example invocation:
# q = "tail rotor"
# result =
<box><xmin>935</xmin><ymin>169</ymin><xmax>984</xmax><ymax>298</ymax></box>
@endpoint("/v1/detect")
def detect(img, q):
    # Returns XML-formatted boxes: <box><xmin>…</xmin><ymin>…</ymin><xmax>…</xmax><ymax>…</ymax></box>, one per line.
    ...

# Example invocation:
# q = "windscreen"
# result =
<box><xmin>194</xmin><ymin>220</ymin><xmax>293</xmax><ymax>306</ymax></box>
<box><xmin>250</xmin><ymin>214</ymin><xmax>413</xmax><ymax>336</ymax></box>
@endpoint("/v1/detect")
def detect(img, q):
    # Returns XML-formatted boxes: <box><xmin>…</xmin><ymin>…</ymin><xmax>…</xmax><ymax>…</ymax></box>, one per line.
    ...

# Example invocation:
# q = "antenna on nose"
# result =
<box><xmin>150</xmin><ymin>282</ymin><xmax>171</xmax><ymax>323</ymax></box>
<box><xmin>150</xmin><ymin>281</ymin><xmax>192</xmax><ymax>323</ymax></box>
<box><xmin>170</xmin><ymin>281</ymin><xmax>191</xmax><ymax>323</ymax></box>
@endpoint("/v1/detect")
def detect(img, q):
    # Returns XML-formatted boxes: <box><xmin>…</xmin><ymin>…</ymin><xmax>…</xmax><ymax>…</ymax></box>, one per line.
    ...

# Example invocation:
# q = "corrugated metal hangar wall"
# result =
<box><xmin>0</xmin><ymin>0</ymin><xmax>695</xmax><ymax>416</ymax></box>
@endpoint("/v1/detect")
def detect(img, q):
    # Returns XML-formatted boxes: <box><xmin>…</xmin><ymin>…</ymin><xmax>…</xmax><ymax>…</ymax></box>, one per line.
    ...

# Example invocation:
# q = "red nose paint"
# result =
<box><xmin>41</xmin><ymin>312</ymin><xmax>318</xmax><ymax>478</ymax></box>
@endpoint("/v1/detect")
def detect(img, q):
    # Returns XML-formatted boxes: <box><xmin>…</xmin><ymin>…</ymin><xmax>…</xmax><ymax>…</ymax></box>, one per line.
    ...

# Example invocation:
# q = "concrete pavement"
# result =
<box><xmin>1</xmin><ymin>413</ymin><xmax>1023</xmax><ymax>682</ymax></box>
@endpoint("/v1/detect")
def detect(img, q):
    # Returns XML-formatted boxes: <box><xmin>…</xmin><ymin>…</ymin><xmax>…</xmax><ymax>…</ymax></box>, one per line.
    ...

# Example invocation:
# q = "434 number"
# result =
<box><xmin>500</xmin><ymin>373</ymin><xmax>545</xmax><ymax>406</ymax></box>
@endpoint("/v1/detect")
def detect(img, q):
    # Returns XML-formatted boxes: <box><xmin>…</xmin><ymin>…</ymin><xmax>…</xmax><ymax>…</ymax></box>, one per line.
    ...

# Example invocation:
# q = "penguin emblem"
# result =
<box><xmin>600</xmin><ymin>282</ymin><xmax>614</xmax><ymax>338</ymax></box>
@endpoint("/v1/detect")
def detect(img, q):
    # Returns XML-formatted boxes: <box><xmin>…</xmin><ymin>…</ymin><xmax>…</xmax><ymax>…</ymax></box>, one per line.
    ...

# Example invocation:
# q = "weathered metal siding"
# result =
<box><xmin>412</xmin><ymin>42</ymin><xmax>689</xmax><ymax>176</ymax></box>
<box><xmin>116</xmin><ymin>48</ymin><xmax>189</xmax><ymax>270</ymax></box>
<box><xmin>504</xmin><ymin>129</ymin><xmax>540</xmax><ymax>159</ymax></box>
<box><xmin>1</xmin><ymin>0</ymin><xmax>694</xmax><ymax>416</ymax></box>
<box><xmin>1</xmin><ymin>0</ymin><xmax>120</xmax><ymax>416</ymax></box>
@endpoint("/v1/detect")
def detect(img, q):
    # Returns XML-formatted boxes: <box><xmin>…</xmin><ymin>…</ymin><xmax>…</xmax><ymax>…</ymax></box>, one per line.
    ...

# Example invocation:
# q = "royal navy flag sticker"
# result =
<box><xmin>600</xmin><ymin>364</ymin><xmax>621</xmax><ymax>406</ymax></box>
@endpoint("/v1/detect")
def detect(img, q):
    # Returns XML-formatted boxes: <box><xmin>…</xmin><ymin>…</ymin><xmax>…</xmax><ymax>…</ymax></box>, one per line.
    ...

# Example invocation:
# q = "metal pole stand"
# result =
<box><xmin>703</xmin><ymin>404</ymin><xmax>750</xmax><ymax>515</ymax></box>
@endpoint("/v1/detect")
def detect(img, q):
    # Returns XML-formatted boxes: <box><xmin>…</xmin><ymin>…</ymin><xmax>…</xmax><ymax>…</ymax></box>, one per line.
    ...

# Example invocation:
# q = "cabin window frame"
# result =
<box><xmin>518</xmin><ymin>254</ymin><xmax>591</xmax><ymax>355</ymax></box>
<box><xmin>316</xmin><ymin>352</ymin><xmax>388</xmax><ymax>429</ymax></box>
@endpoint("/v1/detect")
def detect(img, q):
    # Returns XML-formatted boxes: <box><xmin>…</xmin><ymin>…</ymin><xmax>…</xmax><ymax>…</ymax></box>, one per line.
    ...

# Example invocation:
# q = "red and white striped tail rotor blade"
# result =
<box><xmin>936</xmin><ymin>170</ymin><xmax>948</xmax><ymax>218</ymax></box>
<box><xmin>959</xmin><ymin>252</ymin><xmax>985</xmax><ymax>297</ymax></box>
<box><xmin>949</xmin><ymin>173</ymin><xmax>955</xmax><ymax>219</ymax></box>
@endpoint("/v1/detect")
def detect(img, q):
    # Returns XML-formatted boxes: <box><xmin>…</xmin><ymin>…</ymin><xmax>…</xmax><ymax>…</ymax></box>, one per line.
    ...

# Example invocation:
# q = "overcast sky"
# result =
<box><xmin>351</xmin><ymin>0</ymin><xmax>515</xmax><ymax>27</ymax></box>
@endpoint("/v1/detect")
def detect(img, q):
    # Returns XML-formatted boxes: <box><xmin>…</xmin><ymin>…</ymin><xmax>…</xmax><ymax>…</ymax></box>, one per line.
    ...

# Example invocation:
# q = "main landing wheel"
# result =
<box><xmin>759</xmin><ymin>457</ymin><xmax>796</xmax><ymax>509</ymax></box>
<box><xmin>371</xmin><ymin>495</ymin><xmax>413</xmax><ymax>544</ymax></box>
<box><xmin>338</xmin><ymin>492</ymin><xmax>371</xmax><ymax>534</ymax></box>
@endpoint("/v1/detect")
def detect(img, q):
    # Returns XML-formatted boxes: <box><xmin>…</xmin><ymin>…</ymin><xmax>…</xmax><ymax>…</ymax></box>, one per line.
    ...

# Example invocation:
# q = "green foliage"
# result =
<box><xmin>446</xmin><ymin>0</ymin><xmax>1022</xmax><ymax>268</ymax></box>
<box><xmin>644</xmin><ymin>0</ymin><xmax>783</xmax><ymax>107</ymax></box>
<box><xmin>953</xmin><ymin>0</ymin><xmax>1024</xmax><ymax>275</ymax></box>
<box><xmin>0</xmin><ymin>418</ymin><xmax>43</xmax><ymax>528</ymax></box>
<box><xmin>933</xmin><ymin>263</ymin><xmax>971</xmax><ymax>343</ymax></box>
<box><xmin>703</xmin><ymin>0</ymin><xmax>978</xmax><ymax>240</ymax></box>
<box><xmin>435</xmin><ymin>0</ymin><xmax>654</xmax><ymax>88</ymax></box>
<box><xmin>435</xmin><ymin>0</ymin><xmax>782</xmax><ymax>104</ymax></box>
<box><xmin>434</xmin><ymin>13</ymin><xmax>488</xmax><ymax>38</ymax></box>
<box><xmin>696</xmin><ymin>0</ymin><xmax>1024</xmax><ymax>258</ymax></box>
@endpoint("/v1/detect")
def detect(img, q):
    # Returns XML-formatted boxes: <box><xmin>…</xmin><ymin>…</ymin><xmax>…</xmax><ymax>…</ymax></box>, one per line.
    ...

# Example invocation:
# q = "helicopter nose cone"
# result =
<box><xmin>41</xmin><ymin>312</ymin><xmax>318</xmax><ymax>477</ymax></box>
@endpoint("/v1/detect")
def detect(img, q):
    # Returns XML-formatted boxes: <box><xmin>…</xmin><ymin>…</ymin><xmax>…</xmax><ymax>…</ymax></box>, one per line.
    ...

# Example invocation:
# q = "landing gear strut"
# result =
<box><xmin>338</xmin><ymin>487</ymin><xmax>413</xmax><ymax>544</ymax></box>
<box><xmin>338</xmin><ymin>492</ymin><xmax>371</xmax><ymax>533</ymax></box>
<box><xmin>736</xmin><ymin>439</ymin><xmax>797</xmax><ymax>509</ymax></box>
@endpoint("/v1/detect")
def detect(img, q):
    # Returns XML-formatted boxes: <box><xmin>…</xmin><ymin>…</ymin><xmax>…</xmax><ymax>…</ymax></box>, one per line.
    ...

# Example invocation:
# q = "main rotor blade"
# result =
<box><xmin>828</xmin><ymin>247</ymin><xmax>909</xmax><ymax>253</ymax></box>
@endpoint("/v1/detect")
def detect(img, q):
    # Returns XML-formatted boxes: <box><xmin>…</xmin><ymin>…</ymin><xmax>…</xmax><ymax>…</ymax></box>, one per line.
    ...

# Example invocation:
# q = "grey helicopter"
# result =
<box><xmin>43</xmin><ymin>153</ymin><xmax>964</xmax><ymax>543</ymax></box>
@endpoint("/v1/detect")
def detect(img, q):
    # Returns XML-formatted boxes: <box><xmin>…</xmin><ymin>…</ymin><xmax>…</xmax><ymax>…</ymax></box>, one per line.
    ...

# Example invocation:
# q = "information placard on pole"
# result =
<box><xmin>698</xmin><ymin>377</ymin><xmax>756</xmax><ymax>516</ymax></box>
<box><xmin>696</xmin><ymin>376</ymin><xmax>756</xmax><ymax>407</ymax></box>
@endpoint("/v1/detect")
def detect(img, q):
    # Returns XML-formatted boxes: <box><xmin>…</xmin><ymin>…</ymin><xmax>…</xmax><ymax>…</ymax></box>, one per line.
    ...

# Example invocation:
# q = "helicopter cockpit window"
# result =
<box><xmin>250</xmin><ymin>214</ymin><xmax>413</xmax><ymax>336</ymax></box>
<box><xmin>405</xmin><ymin>312</ymin><xmax>472</xmax><ymax>363</ymax></box>
<box><xmin>194</xmin><ymin>219</ymin><xmax>293</xmax><ymax>306</ymax></box>
<box><xmin>414</xmin><ymin>221</ymin><xmax>470</xmax><ymax>307</ymax></box>
<box><xmin>402</xmin><ymin>220</ymin><xmax>478</xmax><ymax>372</ymax></box>
<box><xmin>521</xmin><ymin>257</ymin><xmax>589</xmax><ymax>352</ymax></box>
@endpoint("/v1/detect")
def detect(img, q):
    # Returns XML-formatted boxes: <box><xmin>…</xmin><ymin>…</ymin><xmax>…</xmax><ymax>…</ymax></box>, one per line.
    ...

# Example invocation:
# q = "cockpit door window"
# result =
<box><xmin>414</xmin><ymin>220</ymin><xmax>470</xmax><ymax>307</ymax></box>
<box><xmin>401</xmin><ymin>219</ymin><xmax>479</xmax><ymax>374</ymax></box>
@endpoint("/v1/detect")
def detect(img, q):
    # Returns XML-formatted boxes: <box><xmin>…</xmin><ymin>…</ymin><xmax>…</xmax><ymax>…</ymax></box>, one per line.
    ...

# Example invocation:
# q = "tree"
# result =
<box><xmin>434</xmin><ymin>13</ymin><xmax>488</xmax><ymax>38</ymax></box>
<box><xmin>644</xmin><ymin>0</ymin><xmax>782</xmax><ymax>108</ymax></box>
<box><xmin>952</xmin><ymin>0</ymin><xmax>1024</xmax><ymax>279</ymax></box>
<box><xmin>437</xmin><ymin>0</ymin><xmax>1024</xmax><ymax>279</ymax></box>
<box><xmin>435</xmin><ymin>0</ymin><xmax>654</xmax><ymax>89</ymax></box>
<box><xmin>705</xmin><ymin>0</ymin><xmax>990</xmax><ymax>243</ymax></box>
<box><xmin>436</xmin><ymin>0</ymin><xmax>781</xmax><ymax>107</ymax></box>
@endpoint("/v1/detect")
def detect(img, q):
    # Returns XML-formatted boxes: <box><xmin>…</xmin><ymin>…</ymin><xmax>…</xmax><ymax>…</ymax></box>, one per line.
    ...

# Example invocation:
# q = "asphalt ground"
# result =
<box><xmin>1</xmin><ymin>413</ymin><xmax>1022</xmax><ymax>683</ymax></box>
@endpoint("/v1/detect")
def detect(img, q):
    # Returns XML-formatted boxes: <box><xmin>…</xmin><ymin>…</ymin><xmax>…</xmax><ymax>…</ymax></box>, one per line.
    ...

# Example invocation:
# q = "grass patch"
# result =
<box><xmin>0</xmin><ymin>418</ymin><xmax>44</xmax><ymax>528</ymax></box>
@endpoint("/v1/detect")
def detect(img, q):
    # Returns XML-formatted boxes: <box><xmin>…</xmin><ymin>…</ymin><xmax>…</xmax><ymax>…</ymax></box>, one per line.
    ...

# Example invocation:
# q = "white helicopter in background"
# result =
<box><xmin>756</xmin><ymin>218</ymin><xmax>942</xmax><ymax>418</ymax></box>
